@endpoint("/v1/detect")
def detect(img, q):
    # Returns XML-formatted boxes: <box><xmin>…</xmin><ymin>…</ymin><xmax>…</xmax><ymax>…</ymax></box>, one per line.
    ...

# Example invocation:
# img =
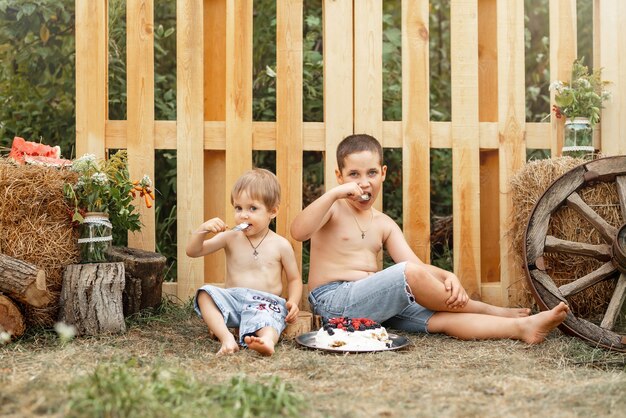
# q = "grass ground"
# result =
<box><xmin>1</xmin><ymin>301</ymin><xmax>625</xmax><ymax>418</ymax></box>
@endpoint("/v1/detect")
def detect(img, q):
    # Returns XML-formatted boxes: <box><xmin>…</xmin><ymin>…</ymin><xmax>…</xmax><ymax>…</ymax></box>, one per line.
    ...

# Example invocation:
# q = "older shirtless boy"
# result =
<box><xmin>291</xmin><ymin>134</ymin><xmax>568</xmax><ymax>343</ymax></box>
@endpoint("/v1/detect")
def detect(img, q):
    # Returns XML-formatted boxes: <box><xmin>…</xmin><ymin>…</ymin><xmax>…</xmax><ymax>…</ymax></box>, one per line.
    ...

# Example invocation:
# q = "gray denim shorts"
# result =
<box><xmin>194</xmin><ymin>286</ymin><xmax>287</xmax><ymax>346</ymax></box>
<box><xmin>308</xmin><ymin>262</ymin><xmax>435</xmax><ymax>333</ymax></box>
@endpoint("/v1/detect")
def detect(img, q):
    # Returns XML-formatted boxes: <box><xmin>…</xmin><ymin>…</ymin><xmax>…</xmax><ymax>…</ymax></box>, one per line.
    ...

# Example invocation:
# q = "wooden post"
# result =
<box><xmin>59</xmin><ymin>263</ymin><xmax>126</xmax><ymax>335</ymax></box>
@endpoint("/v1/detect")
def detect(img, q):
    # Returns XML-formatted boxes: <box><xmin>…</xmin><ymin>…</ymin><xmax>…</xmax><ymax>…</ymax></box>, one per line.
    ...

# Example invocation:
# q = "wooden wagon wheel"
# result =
<box><xmin>524</xmin><ymin>155</ymin><xmax>626</xmax><ymax>352</ymax></box>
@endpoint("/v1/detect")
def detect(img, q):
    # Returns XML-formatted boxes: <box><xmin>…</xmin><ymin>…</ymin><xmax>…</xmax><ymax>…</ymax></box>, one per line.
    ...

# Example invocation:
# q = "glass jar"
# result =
<box><xmin>78</xmin><ymin>212</ymin><xmax>113</xmax><ymax>263</ymax></box>
<box><xmin>563</xmin><ymin>117</ymin><xmax>594</xmax><ymax>156</ymax></box>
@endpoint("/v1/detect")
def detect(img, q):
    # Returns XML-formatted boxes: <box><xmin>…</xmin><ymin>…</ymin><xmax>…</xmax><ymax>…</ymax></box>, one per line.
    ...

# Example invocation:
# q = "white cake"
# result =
<box><xmin>315</xmin><ymin>317</ymin><xmax>392</xmax><ymax>350</ymax></box>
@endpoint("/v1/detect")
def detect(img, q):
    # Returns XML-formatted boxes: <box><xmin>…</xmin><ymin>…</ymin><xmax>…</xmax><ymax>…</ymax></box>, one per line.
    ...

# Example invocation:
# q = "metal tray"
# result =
<box><xmin>295</xmin><ymin>331</ymin><xmax>410</xmax><ymax>353</ymax></box>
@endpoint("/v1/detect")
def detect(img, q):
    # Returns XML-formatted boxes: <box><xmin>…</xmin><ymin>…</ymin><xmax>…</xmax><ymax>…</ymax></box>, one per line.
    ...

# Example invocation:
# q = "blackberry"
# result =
<box><xmin>359</xmin><ymin>324</ymin><xmax>366</xmax><ymax>331</ymax></box>
<box><xmin>347</xmin><ymin>326</ymin><xmax>355</xmax><ymax>332</ymax></box>
<box><xmin>327</xmin><ymin>328</ymin><xmax>335</xmax><ymax>336</ymax></box>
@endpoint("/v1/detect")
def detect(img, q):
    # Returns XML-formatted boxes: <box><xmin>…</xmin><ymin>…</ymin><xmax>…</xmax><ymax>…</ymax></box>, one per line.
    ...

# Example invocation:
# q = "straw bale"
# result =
<box><xmin>0</xmin><ymin>158</ymin><xmax>79</xmax><ymax>326</ymax></box>
<box><xmin>509</xmin><ymin>156</ymin><xmax>621</xmax><ymax>320</ymax></box>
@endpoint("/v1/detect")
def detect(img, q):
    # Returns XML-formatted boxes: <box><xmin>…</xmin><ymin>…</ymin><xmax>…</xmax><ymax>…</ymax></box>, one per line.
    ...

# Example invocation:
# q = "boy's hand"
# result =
<box><xmin>285</xmin><ymin>301</ymin><xmax>299</xmax><ymax>324</ymax></box>
<box><xmin>444</xmin><ymin>275</ymin><xmax>469</xmax><ymax>308</ymax></box>
<box><xmin>197</xmin><ymin>217</ymin><xmax>227</xmax><ymax>234</ymax></box>
<box><xmin>335</xmin><ymin>182</ymin><xmax>365</xmax><ymax>201</ymax></box>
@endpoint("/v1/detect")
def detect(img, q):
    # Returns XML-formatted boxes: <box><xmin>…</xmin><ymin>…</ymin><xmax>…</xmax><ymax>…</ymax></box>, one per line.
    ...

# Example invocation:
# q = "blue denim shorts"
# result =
<box><xmin>194</xmin><ymin>286</ymin><xmax>288</xmax><ymax>345</ymax></box>
<box><xmin>307</xmin><ymin>262</ymin><xmax>435</xmax><ymax>333</ymax></box>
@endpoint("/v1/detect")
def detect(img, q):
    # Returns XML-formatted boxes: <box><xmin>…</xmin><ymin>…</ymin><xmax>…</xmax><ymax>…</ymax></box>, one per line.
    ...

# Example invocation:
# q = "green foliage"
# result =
<box><xmin>0</xmin><ymin>0</ymin><xmax>75</xmax><ymax>155</ymax></box>
<box><xmin>67</xmin><ymin>365</ymin><xmax>306</xmax><ymax>418</ymax></box>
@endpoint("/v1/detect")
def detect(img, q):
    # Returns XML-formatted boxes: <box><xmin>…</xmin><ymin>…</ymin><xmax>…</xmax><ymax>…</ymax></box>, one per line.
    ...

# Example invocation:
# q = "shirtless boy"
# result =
<box><xmin>187</xmin><ymin>168</ymin><xmax>302</xmax><ymax>355</ymax></box>
<box><xmin>290</xmin><ymin>134</ymin><xmax>569</xmax><ymax>343</ymax></box>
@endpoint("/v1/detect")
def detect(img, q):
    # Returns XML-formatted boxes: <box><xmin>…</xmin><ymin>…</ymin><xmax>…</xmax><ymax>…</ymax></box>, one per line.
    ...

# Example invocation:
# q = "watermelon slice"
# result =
<box><xmin>8</xmin><ymin>136</ymin><xmax>70</xmax><ymax>166</ymax></box>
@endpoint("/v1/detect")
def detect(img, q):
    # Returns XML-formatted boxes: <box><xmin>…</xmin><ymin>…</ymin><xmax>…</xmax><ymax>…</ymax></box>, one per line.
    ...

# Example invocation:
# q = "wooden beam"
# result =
<box><xmin>451</xmin><ymin>0</ymin><xmax>481</xmax><ymax>298</ymax></box>
<box><xmin>544</xmin><ymin>235</ymin><xmax>612</xmax><ymax>261</ymax></box>
<box><xmin>559</xmin><ymin>262</ymin><xmax>617</xmax><ymax>297</ymax></box>
<box><xmin>176</xmin><ymin>0</ymin><xmax>205</xmax><ymax>301</ymax></box>
<box><xmin>566</xmin><ymin>192</ymin><xmax>618</xmax><ymax>243</ymax></box>
<box><xmin>600</xmin><ymin>273</ymin><xmax>626</xmax><ymax>330</ymax></box>
<box><xmin>75</xmin><ymin>0</ymin><xmax>107</xmax><ymax>159</ymax></box>
<box><xmin>402</xmin><ymin>0</ymin><xmax>431</xmax><ymax>262</ymax></box>
<box><xmin>127</xmin><ymin>0</ymin><xmax>156</xmax><ymax>251</ymax></box>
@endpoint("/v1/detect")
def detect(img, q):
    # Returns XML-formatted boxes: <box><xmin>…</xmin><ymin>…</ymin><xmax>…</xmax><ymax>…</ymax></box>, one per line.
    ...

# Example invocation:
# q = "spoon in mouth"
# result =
<box><xmin>232</xmin><ymin>222</ymin><xmax>250</xmax><ymax>231</ymax></box>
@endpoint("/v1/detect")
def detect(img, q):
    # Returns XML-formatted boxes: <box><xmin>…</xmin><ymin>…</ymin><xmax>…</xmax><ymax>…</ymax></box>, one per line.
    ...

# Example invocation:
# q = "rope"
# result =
<box><xmin>77</xmin><ymin>215</ymin><xmax>113</xmax><ymax>244</ymax></box>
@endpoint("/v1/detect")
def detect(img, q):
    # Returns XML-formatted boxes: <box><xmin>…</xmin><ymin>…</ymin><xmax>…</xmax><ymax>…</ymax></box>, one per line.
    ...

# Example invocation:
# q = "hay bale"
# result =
<box><xmin>509</xmin><ymin>155</ymin><xmax>621</xmax><ymax>321</ymax></box>
<box><xmin>0</xmin><ymin>158</ymin><xmax>79</xmax><ymax>326</ymax></box>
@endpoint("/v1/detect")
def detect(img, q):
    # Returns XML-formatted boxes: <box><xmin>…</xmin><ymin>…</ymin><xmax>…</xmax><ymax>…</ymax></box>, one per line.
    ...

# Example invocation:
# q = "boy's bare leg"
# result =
<box><xmin>405</xmin><ymin>263</ymin><xmax>530</xmax><ymax>317</ymax></box>
<box><xmin>427</xmin><ymin>302</ymin><xmax>569</xmax><ymax>344</ymax></box>
<box><xmin>197</xmin><ymin>292</ymin><xmax>239</xmax><ymax>355</ymax></box>
<box><xmin>244</xmin><ymin>327</ymin><xmax>279</xmax><ymax>356</ymax></box>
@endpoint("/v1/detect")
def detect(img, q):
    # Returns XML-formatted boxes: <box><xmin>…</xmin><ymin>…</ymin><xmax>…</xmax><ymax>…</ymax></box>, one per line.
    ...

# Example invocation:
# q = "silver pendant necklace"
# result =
<box><xmin>245</xmin><ymin>229</ymin><xmax>270</xmax><ymax>260</ymax></box>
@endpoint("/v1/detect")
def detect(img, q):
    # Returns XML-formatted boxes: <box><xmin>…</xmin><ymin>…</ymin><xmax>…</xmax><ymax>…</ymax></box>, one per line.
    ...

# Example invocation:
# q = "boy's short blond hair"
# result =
<box><xmin>230</xmin><ymin>168</ymin><xmax>281</xmax><ymax>210</ymax></box>
<box><xmin>336</xmin><ymin>134</ymin><xmax>383</xmax><ymax>171</ymax></box>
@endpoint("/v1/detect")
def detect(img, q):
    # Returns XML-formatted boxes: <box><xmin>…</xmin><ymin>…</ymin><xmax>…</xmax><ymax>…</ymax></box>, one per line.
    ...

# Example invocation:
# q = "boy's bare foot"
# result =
<box><xmin>244</xmin><ymin>335</ymin><xmax>275</xmax><ymax>356</ymax></box>
<box><xmin>217</xmin><ymin>338</ymin><xmax>240</xmax><ymax>356</ymax></box>
<box><xmin>521</xmin><ymin>302</ymin><xmax>569</xmax><ymax>344</ymax></box>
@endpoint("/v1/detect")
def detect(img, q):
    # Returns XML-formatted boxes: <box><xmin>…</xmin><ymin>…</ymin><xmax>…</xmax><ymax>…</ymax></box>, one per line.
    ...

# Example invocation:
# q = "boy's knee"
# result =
<box><xmin>404</xmin><ymin>262</ymin><xmax>426</xmax><ymax>285</ymax></box>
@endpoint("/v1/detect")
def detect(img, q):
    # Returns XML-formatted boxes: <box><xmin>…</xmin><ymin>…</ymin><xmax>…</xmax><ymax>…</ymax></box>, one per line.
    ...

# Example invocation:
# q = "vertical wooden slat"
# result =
<box><xmin>323</xmin><ymin>0</ymin><xmax>353</xmax><ymax>189</ymax></box>
<box><xmin>402</xmin><ymin>0</ymin><xmax>430</xmax><ymax>262</ymax></box>
<box><xmin>549</xmin><ymin>0</ymin><xmax>577</xmax><ymax>156</ymax></box>
<box><xmin>224</xmin><ymin>0</ymin><xmax>253</xmax><ymax>224</ymax></box>
<box><xmin>477</xmin><ymin>0</ymin><xmax>499</xmax><ymax>296</ymax></box>
<box><xmin>203</xmin><ymin>0</ymin><xmax>227</xmax><ymax>284</ymax></box>
<box><xmin>276</xmin><ymin>0</ymin><xmax>303</xmax><ymax>300</ymax></box>
<box><xmin>75</xmin><ymin>0</ymin><xmax>107</xmax><ymax>159</ymax></box>
<box><xmin>451</xmin><ymin>0</ymin><xmax>481</xmax><ymax>298</ymax></box>
<box><xmin>127</xmin><ymin>0</ymin><xmax>156</xmax><ymax>251</ymax></box>
<box><xmin>599</xmin><ymin>0</ymin><xmax>626</xmax><ymax>156</ymax></box>
<box><xmin>176</xmin><ymin>0</ymin><xmax>205</xmax><ymax>300</ymax></box>
<box><xmin>497</xmin><ymin>0</ymin><xmax>526</xmax><ymax>307</ymax></box>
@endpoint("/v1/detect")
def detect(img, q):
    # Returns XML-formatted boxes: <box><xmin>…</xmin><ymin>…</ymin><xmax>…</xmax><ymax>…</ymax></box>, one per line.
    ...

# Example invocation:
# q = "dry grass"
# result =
<box><xmin>2</xmin><ymin>302</ymin><xmax>625</xmax><ymax>418</ymax></box>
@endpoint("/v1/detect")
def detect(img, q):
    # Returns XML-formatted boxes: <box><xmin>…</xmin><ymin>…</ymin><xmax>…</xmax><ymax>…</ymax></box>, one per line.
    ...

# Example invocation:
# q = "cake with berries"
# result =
<box><xmin>315</xmin><ymin>317</ymin><xmax>392</xmax><ymax>350</ymax></box>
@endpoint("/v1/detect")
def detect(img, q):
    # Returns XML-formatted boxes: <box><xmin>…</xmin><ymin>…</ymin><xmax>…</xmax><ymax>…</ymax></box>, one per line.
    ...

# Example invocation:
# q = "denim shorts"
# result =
<box><xmin>307</xmin><ymin>262</ymin><xmax>435</xmax><ymax>333</ymax></box>
<box><xmin>194</xmin><ymin>286</ymin><xmax>288</xmax><ymax>346</ymax></box>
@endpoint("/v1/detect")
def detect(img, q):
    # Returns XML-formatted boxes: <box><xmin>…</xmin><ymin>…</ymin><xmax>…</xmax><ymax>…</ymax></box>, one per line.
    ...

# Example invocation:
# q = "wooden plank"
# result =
<box><xmin>598</xmin><ymin>0</ymin><xmax>626</xmax><ymax>156</ymax></box>
<box><xmin>451</xmin><ymin>0</ymin><xmax>481</xmax><ymax>298</ymax></box>
<box><xmin>549</xmin><ymin>0</ymin><xmax>577</xmax><ymax>156</ymax></box>
<box><xmin>203</xmin><ymin>0</ymin><xmax>227</xmax><ymax>286</ymax></box>
<box><xmin>354</xmin><ymin>0</ymin><xmax>383</xmax><ymax>218</ymax></box>
<box><xmin>559</xmin><ymin>262</ymin><xmax>617</xmax><ymax>297</ymax></box>
<box><xmin>497</xmin><ymin>0</ymin><xmax>526</xmax><ymax>306</ymax></box>
<box><xmin>583</xmin><ymin>155</ymin><xmax>626</xmax><ymax>181</ymax></box>
<box><xmin>323</xmin><ymin>0</ymin><xmax>353</xmax><ymax>189</ymax></box>
<box><xmin>401</xmin><ymin>0</ymin><xmax>431</xmax><ymax>262</ymax></box>
<box><xmin>480</xmin><ymin>281</ymin><xmax>503</xmax><ymax>307</ymax></box>
<box><xmin>127</xmin><ymin>0</ymin><xmax>156</xmax><ymax>251</ymax></box>
<box><xmin>276</xmin><ymin>0</ymin><xmax>303</xmax><ymax>301</ymax></box>
<box><xmin>478</xmin><ymin>0</ymin><xmax>499</xmax><ymax>287</ymax></box>
<box><xmin>75</xmin><ymin>0</ymin><xmax>107</xmax><ymax>159</ymax></box>
<box><xmin>600</xmin><ymin>273</ymin><xmax>626</xmax><ymax>330</ymax></box>
<box><xmin>176</xmin><ymin>0</ymin><xmax>205</xmax><ymax>301</ymax></box>
<box><xmin>224</xmin><ymin>0</ymin><xmax>253</xmax><ymax>225</ymax></box>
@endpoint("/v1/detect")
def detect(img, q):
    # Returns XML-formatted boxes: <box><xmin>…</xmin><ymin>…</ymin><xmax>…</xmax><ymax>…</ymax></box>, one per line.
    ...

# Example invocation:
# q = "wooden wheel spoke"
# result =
<box><xmin>600</xmin><ymin>273</ymin><xmax>626</xmax><ymax>330</ymax></box>
<box><xmin>566</xmin><ymin>192</ymin><xmax>618</xmax><ymax>243</ymax></box>
<box><xmin>559</xmin><ymin>262</ymin><xmax>618</xmax><ymax>297</ymax></box>
<box><xmin>544</xmin><ymin>235</ymin><xmax>612</xmax><ymax>261</ymax></box>
<box><xmin>616</xmin><ymin>176</ymin><xmax>626</xmax><ymax>220</ymax></box>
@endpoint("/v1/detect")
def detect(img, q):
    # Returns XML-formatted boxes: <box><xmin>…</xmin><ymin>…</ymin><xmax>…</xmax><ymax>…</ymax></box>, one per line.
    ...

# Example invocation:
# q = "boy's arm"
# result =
<box><xmin>185</xmin><ymin>218</ymin><xmax>230</xmax><ymax>258</ymax></box>
<box><xmin>280</xmin><ymin>240</ymin><xmax>303</xmax><ymax>324</ymax></box>
<box><xmin>290</xmin><ymin>182</ymin><xmax>365</xmax><ymax>241</ymax></box>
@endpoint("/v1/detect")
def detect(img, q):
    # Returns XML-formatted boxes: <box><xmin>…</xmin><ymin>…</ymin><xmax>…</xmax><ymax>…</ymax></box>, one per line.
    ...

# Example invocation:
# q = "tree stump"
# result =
<box><xmin>282</xmin><ymin>311</ymin><xmax>313</xmax><ymax>339</ymax></box>
<box><xmin>0</xmin><ymin>294</ymin><xmax>25</xmax><ymax>338</ymax></box>
<box><xmin>58</xmin><ymin>263</ymin><xmax>126</xmax><ymax>336</ymax></box>
<box><xmin>0</xmin><ymin>253</ymin><xmax>53</xmax><ymax>308</ymax></box>
<box><xmin>106</xmin><ymin>247</ymin><xmax>166</xmax><ymax>316</ymax></box>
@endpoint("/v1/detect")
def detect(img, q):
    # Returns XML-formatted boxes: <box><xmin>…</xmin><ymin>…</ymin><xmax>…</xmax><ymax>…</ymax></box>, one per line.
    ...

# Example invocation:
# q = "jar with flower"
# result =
<box><xmin>63</xmin><ymin>151</ymin><xmax>155</xmax><ymax>263</ymax></box>
<box><xmin>550</xmin><ymin>58</ymin><xmax>611</xmax><ymax>155</ymax></box>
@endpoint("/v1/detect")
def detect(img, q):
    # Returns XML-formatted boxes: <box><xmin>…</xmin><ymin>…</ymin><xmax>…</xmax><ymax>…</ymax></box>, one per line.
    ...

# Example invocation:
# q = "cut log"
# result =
<box><xmin>106</xmin><ymin>246</ymin><xmax>167</xmax><ymax>315</ymax></box>
<box><xmin>58</xmin><ymin>263</ymin><xmax>126</xmax><ymax>336</ymax></box>
<box><xmin>282</xmin><ymin>311</ymin><xmax>313</xmax><ymax>339</ymax></box>
<box><xmin>0</xmin><ymin>253</ymin><xmax>53</xmax><ymax>308</ymax></box>
<box><xmin>0</xmin><ymin>294</ymin><xmax>25</xmax><ymax>338</ymax></box>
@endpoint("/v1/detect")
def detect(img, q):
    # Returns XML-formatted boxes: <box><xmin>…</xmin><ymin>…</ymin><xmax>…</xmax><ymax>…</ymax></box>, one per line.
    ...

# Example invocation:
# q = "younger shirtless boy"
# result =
<box><xmin>187</xmin><ymin>168</ymin><xmax>302</xmax><ymax>355</ymax></box>
<box><xmin>290</xmin><ymin>134</ymin><xmax>569</xmax><ymax>344</ymax></box>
